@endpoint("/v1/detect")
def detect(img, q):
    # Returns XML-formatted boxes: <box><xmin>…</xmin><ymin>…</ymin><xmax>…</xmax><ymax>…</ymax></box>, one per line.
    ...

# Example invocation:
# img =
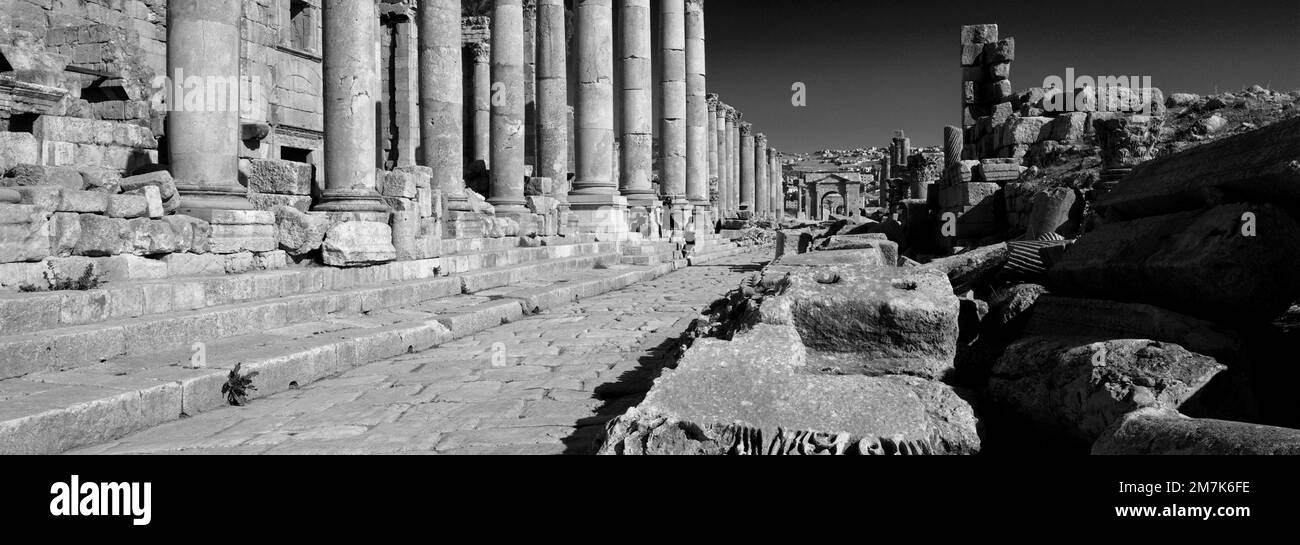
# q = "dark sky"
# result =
<box><xmin>703</xmin><ymin>0</ymin><xmax>1300</xmax><ymax>152</ymax></box>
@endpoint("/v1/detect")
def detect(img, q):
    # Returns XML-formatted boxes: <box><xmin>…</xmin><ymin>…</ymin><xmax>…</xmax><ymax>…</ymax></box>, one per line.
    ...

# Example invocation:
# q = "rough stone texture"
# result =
<box><xmin>815</xmin><ymin>234</ymin><xmax>899</xmax><ymax>267</ymax></box>
<box><xmin>1049</xmin><ymin>203</ymin><xmax>1300</xmax><ymax>322</ymax></box>
<box><xmin>72</xmin><ymin>214</ymin><xmax>126</xmax><ymax>257</ymax></box>
<box><xmin>119</xmin><ymin>171</ymin><xmax>177</xmax><ymax>200</ymax></box>
<box><xmin>104</xmin><ymin>193</ymin><xmax>148</xmax><ymax>218</ymax></box>
<box><xmin>923</xmin><ymin>243</ymin><xmax>1008</xmax><ymax>293</ymax></box>
<box><xmin>987</xmin><ymin>283</ymin><xmax>1049</xmax><ymax>333</ymax></box>
<box><xmin>273</xmin><ymin>206</ymin><xmax>330</xmax><ymax>256</ymax></box>
<box><xmin>245</xmin><ymin>159</ymin><xmax>313</xmax><ymax>195</ymax></box>
<box><xmin>0</xmin><ymin>204</ymin><xmax>51</xmax><ymax>263</ymax></box>
<box><xmin>1095</xmin><ymin>115</ymin><xmax>1300</xmax><ymax>221</ymax></box>
<box><xmin>1093</xmin><ymin>408</ymin><xmax>1300</xmax><ymax>455</ymax></box>
<box><xmin>990</xmin><ymin>337</ymin><xmax>1225</xmax><ymax>445</ymax></box>
<box><xmin>123</xmin><ymin>218</ymin><xmax>179</xmax><ymax>256</ymax></box>
<box><xmin>1023</xmin><ymin>296</ymin><xmax>1243</xmax><ymax>361</ymax></box>
<box><xmin>248</xmin><ymin>193</ymin><xmax>312</xmax><ymax>213</ymax></box>
<box><xmin>322</xmin><ymin>221</ymin><xmax>397</xmax><ymax>267</ymax></box>
<box><xmin>599</xmin><ymin>325</ymin><xmax>981</xmax><ymax>455</ymax></box>
<box><xmin>160</xmin><ymin>215</ymin><xmax>211</xmax><ymax>255</ymax></box>
<box><xmin>3</xmin><ymin>164</ymin><xmax>83</xmax><ymax>189</ymax></box>
<box><xmin>761</xmin><ymin>264</ymin><xmax>960</xmax><ymax>379</ymax></box>
<box><xmin>1025</xmin><ymin>187</ymin><xmax>1077</xmax><ymax>238</ymax></box>
<box><xmin>1</xmin><ymin>133</ymin><xmax>41</xmax><ymax>174</ymax></box>
<box><xmin>776</xmin><ymin>248</ymin><xmax>888</xmax><ymax>268</ymax></box>
<box><xmin>380</xmin><ymin>169</ymin><xmax>418</xmax><ymax>199</ymax></box>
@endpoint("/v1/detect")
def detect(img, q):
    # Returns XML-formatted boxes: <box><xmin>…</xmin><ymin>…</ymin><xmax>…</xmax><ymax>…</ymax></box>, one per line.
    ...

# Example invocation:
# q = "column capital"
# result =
<box><xmin>706</xmin><ymin>93</ymin><xmax>719</xmax><ymax>106</ymax></box>
<box><xmin>755</xmin><ymin>133</ymin><xmax>767</xmax><ymax>145</ymax></box>
<box><xmin>686</xmin><ymin>0</ymin><xmax>706</xmax><ymax>9</ymax></box>
<box><xmin>739</xmin><ymin>121</ymin><xmax>752</xmax><ymax>135</ymax></box>
<box><xmin>468</xmin><ymin>41</ymin><xmax>491</xmax><ymax>62</ymax></box>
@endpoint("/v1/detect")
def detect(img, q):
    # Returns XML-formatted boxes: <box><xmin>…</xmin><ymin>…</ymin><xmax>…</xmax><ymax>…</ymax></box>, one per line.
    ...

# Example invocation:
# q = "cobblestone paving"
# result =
<box><xmin>69</xmin><ymin>253</ymin><xmax>768</xmax><ymax>455</ymax></box>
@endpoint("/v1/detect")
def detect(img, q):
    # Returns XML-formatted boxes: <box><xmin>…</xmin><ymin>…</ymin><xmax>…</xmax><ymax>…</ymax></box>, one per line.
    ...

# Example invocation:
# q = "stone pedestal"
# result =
<box><xmin>168</xmin><ymin>0</ymin><xmax>253</xmax><ymax>214</ymax></box>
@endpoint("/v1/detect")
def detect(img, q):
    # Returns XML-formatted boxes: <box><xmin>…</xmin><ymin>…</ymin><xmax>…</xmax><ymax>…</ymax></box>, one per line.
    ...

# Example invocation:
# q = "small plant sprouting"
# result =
<box><xmin>221</xmin><ymin>363</ymin><xmax>259</xmax><ymax>406</ymax></box>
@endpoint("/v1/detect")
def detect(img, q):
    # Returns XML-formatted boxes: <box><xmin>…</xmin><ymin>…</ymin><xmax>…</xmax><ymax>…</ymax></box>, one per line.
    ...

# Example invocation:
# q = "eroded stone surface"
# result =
<box><xmin>990</xmin><ymin>337</ymin><xmax>1226</xmax><ymax>445</ymax></box>
<box><xmin>1093</xmin><ymin>408</ymin><xmax>1300</xmax><ymax>455</ymax></box>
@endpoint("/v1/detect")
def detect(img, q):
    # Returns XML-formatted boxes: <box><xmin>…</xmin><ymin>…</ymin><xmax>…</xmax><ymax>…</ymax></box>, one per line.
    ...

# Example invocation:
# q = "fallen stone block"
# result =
<box><xmin>986</xmin><ymin>283</ymin><xmax>1049</xmax><ymax>335</ymax></box>
<box><xmin>1095</xmin><ymin>115</ymin><xmax>1300</xmax><ymax>220</ymax></box>
<box><xmin>322</xmin><ymin>221</ymin><xmax>397</xmax><ymax>267</ymax></box>
<box><xmin>98</xmin><ymin>254</ymin><xmax>168</xmax><ymax>281</ymax></box>
<box><xmin>761</xmin><ymin>264</ymin><xmax>960</xmax><ymax>379</ymax></box>
<box><xmin>119</xmin><ymin>171</ymin><xmax>177</xmax><ymax>200</ymax></box>
<box><xmin>1025</xmin><ymin>187</ymin><xmax>1077</xmax><ymax>238</ymax></box>
<box><xmin>72</xmin><ymin>214</ymin><xmax>127</xmax><ymax>256</ymax></box>
<box><xmin>990</xmin><ymin>337</ymin><xmax>1226</xmax><ymax>445</ymax></box>
<box><xmin>105</xmin><ymin>193</ymin><xmax>148</xmax><ymax>218</ymax></box>
<box><xmin>47</xmin><ymin>212</ymin><xmax>80</xmax><ymax>256</ymax></box>
<box><xmin>273</xmin><ymin>206</ymin><xmax>329</xmax><ymax>256</ymax></box>
<box><xmin>815</xmin><ymin>234</ymin><xmax>899</xmax><ymax>266</ymax></box>
<box><xmin>253</xmin><ymin>250</ymin><xmax>289</xmax><ymax>270</ymax></box>
<box><xmin>1045</xmin><ymin>112</ymin><xmax>1089</xmax><ymax>142</ymax></box>
<box><xmin>245</xmin><ymin>159</ymin><xmax>313</xmax><ymax>195</ymax></box>
<box><xmin>775</xmin><ymin>248</ymin><xmax>889</xmax><ymax>268</ymax></box>
<box><xmin>14</xmin><ymin>185</ymin><xmax>61</xmax><ymax>215</ymax></box>
<box><xmin>56</xmin><ymin>189</ymin><xmax>109</xmax><ymax>213</ymax></box>
<box><xmin>0</xmin><ymin>204</ymin><xmax>51</xmax><ymax>263</ymax></box>
<box><xmin>79</xmin><ymin>169</ymin><xmax>122</xmax><ymax>193</ymax></box>
<box><xmin>1049</xmin><ymin>203</ymin><xmax>1300</xmax><ymax>322</ymax></box>
<box><xmin>1092</xmin><ymin>408</ymin><xmax>1300</xmax><ymax>455</ymax></box>
<box><xmin>124</xmin><ymin>218</ymin><xmax>180</xmax><ymax>256</ymax></box>
<box><xmin>923</xmin><ymin>243</ymin><xmax>1008</xmax><ymax>293</ymax></box>
<box><xmin>598</xmin><ymin>325</ymin><xmax>981</xmax><ymax>455</ymax></box>
<box><xmin>0</xmin><ymin>188</ymin><xmax>19</xmax><ymax>204</ymax></box>
<box><xmin>1023</xmin><ymin>296</ymin><xmax>1243</xmax><ymax>362</ymax></box>
<box><xmin>160</xmin><ymin>215</ymin><xmax>211</xmax><ymax>254</ymax></box>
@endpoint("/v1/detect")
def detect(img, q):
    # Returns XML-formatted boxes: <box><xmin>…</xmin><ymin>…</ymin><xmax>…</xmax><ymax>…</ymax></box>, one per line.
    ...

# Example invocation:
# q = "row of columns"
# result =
<box><xmin>166</xmin><ymin>0</ymin><xmax>786</xmax><ymax>234</ymax></box>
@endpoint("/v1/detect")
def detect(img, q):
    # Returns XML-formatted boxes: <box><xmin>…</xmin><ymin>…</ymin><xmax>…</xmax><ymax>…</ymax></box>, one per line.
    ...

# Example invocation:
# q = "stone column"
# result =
<box><xmin>537</xmin><ymin>0</ymin><xmax>569</xmax><ymax>207</ymax></box>
<box><xmin>489</xmin><ymin>0</ymin><xmax>528</xmax><ymax>214</ymax></box>
<box><xmin>619</xmin><ymin>0</ymin><xmax>655</xmax><ymax>208</ymax></box>
<box><xmin>316</xmin><ymin>0</ymin><xmax>387</xmax><ymax>213</ymax></box>
<box><xmin>706</xmin><ymin>95</ymin><xmax>719</xmax><ymax>215</ymax></box>
<box><xmin>469</xmin><ymin>42</ymin><xmax>492</xmax><ymax>170</ymax></box>
<box><xmin>570</xmin><ymin>0</ymin><xmax>627</xmax><ymax>235</ymax></box>
<box><xmin>739</xmin><ymin>122</ymin><xmax>754</xmax><ymax>213</ymax></box>
<box><xmin>168</xmin><ymin>0</ymin><xmax>252</xmax><ymax>214</ymax></box>
<box><xmin>419</xmin><ymin>0</ymin><xmax>469</xmax><ymax>211</ymax></box>
<box><xmin>772</xmin><ymin>149</ymin><xmax>784</xmax><ymax>221</ymax></box>
<box><xmin>684</xmin><ymin>0</ymin><xmax>709</xmax><ymax>227</ymax></box>
<box><xmin>944</xmin><ymin>125</ymin><xmax>963</xmax><ymax>169</ymax></box>
<box><xmin>754</xmin><ymin>133</ymin><xmax>769</xmax><ymax>217</ymax></box>
<box><xmin>659</xmin><ymin>0</ymin><xmax>689</xmax><ymax>229</ymax></box>
<box><xmin>523</xmin><ymin>0</ymin><xmax>538</xmax><ymax>170</ymax></box>
<box><xmin>712</xmin><ymin>97</ymin><xmax>727</xmax><ymax>217</ymax></box>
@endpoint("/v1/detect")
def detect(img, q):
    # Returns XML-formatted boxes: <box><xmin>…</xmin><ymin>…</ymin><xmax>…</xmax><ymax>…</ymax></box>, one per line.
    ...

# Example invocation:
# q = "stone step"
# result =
<box><xmin>439</xmin><ymin>241</ymin><xmax>619</xmax><ymax>275</ymax></box>
<box><xmin>0</xmin><ymin>251</ymin><xmax>624</xmax><ymax>380</ymax></box>
<box><xmin>0</xmin><ymin>262</ymin><xmax>673</xmax><ymax>455</ymax></box>
<box><xmin>0</xmin><ymin>239</ymin><xmax>617</xmax><ymax>337</ymax></box>
<box><xmin>688</xmin><ymin>243</ymin><xmax>748</xmax><ymax>266</ymax></box>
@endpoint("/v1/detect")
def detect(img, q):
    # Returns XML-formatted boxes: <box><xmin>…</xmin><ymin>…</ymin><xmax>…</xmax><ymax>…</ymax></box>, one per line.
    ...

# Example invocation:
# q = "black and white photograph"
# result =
<box><xmin>1</xmin><ymin>0</ymin><xmax>1298</xmax><ymax>530</ymax></box>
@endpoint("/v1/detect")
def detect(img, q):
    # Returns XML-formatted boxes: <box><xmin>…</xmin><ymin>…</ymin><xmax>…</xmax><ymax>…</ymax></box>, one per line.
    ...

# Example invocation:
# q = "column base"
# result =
<box><xmin>313</xmin><ymin>188</ymin><xmax>390</xmax><ymax>214</ymax></box>
<box><xmin>173</xmin><ymin>183</ymin><xmax>254</xmax><ymax>216</ymax></box>
<box><xmin>625</xmin><ymin>201</ymin><xmax>664</xmax><ymax>240</ymax></box>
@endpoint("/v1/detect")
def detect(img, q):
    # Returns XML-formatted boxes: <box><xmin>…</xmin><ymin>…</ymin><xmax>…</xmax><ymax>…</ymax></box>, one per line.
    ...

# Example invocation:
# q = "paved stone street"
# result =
<box><xmin>68</xmin><ymin>253</ymin><xmax>767</xmax><ymax>455</ymax></box>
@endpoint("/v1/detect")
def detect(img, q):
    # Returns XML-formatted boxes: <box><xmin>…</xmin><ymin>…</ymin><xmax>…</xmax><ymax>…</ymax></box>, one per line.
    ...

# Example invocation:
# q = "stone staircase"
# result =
<box><xmin>0</xmin><ymin>236</ymin><xmax>712</xmax><ymax>454</ymax></box>
<box><xmin>687</xmin><ymin>231</ymin><xmax>752</xmax><ymax>265</ymax></box>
